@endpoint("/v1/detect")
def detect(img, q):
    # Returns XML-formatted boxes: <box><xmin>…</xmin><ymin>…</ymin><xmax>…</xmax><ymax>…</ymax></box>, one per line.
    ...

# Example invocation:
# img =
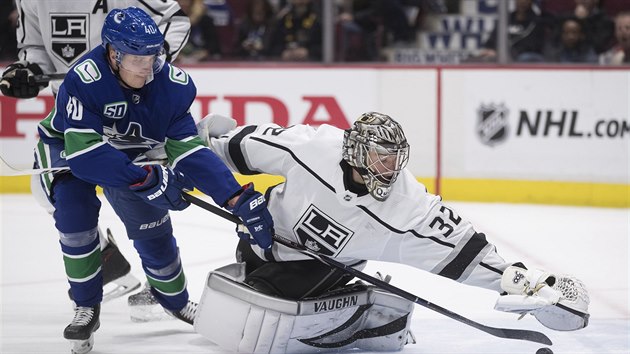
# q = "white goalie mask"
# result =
<box><xmin>343</xmin><ymin>112</ymin><xmax>410</xmax><ymax>201</ymax></box>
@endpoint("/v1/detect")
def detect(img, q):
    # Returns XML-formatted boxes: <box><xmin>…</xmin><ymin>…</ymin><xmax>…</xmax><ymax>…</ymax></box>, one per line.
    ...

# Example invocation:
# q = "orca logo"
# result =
<box><xmin>103</xmin><ymin>122</ymin><xmax>160</xmax><ymax>151</ymax></box>
<box><xmin>477</xmin><ymin>103</ymin><xmax>509</xmax><ymax>146</ymax></box>
<box><xmin>50</xmin><ymin>14</ymin><xmax>89</xmax><ymax>66</ymax></box>
<box><xmin>293</xmin><ymin>205</ymin><xmax>353</xmax><ymax>257</ymax></box>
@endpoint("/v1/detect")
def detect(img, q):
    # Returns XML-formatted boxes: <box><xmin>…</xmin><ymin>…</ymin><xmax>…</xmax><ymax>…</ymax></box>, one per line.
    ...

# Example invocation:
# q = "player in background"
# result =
<box><xmin>0</xmin><ymin>0</ymin><xmax>191</xmax><ymax>303</ymax></box>
<box><xmin>30</xmin><ymin>7</ymin><xmax>274</xmax><ymax>354</ymax></box>
<box><xmin>191</xmin><ymin>112</ymin><xmax>590</xmax><ymax>352</ymax></box>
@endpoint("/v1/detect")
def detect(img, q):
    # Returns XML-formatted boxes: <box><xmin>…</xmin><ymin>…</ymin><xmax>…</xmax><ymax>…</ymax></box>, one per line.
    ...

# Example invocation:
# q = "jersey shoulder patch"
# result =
<box><xmin>72</xmin><ymin>59</ymin><xmax>102</xmax><ymax>84</ymax></box>
<box><xmin>167</xmin><ymin>64</ymin><xmax>189</xmax><ymax>85</ymax></box>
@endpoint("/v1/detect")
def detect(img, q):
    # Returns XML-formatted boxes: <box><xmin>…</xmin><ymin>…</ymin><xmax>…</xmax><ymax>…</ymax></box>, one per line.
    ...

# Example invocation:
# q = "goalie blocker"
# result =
<box><xmin>195</xmin><ymin>263</ymin><xmax>415</xmax><ymax>353</ymax></box>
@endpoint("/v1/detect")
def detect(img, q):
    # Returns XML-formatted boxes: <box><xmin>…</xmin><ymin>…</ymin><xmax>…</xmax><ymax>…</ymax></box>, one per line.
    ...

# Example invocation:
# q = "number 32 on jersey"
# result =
<box><xmin>429</xmin><ymin>205</ymin><xmax>462</xmax><ymax>238</ymax></box>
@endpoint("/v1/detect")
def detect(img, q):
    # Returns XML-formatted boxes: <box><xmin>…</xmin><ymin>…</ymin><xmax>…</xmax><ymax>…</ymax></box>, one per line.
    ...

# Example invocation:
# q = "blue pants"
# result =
<box><xmin>34</xmin><ymin>147</ymin><xmax>188</xmax><ymax>310</ymax></box>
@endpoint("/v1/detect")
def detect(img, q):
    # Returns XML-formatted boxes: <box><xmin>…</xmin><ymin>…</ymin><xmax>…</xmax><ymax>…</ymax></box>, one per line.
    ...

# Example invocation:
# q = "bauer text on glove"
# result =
<box><xmin>228</xmin><ymin>183</ymin><xmax>274</xmax><ymax>249</ymax></box>
<box><xmin>129</xmin><ymin>165</ymin><xmax>192</xmax><ymax>210</ymax></box>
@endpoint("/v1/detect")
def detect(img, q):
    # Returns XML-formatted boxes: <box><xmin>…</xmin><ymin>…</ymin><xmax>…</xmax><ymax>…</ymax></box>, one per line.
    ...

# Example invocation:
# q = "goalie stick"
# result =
<box><xmin>0</xmin><ymin>155</ymin><xmax>166</xmax><ymax>176</ymax></box>
<box><xmin>182</xmin><ymin>193</ymin><xmax>554</xmax><ymax>346</ymax></box>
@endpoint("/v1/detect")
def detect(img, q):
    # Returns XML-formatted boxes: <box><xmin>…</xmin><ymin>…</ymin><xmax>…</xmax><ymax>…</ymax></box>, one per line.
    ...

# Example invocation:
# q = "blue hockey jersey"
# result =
<box><xmin>37</xmin><ymin>45</ymin><xmax>241</xmax><ymax>205</ymax></box>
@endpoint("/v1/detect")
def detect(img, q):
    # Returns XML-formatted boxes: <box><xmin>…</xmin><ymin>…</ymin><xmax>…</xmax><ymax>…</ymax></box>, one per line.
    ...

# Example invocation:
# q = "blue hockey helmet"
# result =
<box><xmin>101</xmin><ymin>7</ymin><xmax>165</xmax><ymax>74</ymax></box>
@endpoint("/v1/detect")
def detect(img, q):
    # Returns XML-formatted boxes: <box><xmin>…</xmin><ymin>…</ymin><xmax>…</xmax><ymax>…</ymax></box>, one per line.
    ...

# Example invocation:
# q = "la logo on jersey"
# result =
<box><xmin>293</xmin><ymin>205</ymin><xmax>353</xmax><ymax>257</ymax></box>
<box><xmin>50</xmin><ymin>14</ymin><xmax>89</xmax><ymax>66</ymax></box>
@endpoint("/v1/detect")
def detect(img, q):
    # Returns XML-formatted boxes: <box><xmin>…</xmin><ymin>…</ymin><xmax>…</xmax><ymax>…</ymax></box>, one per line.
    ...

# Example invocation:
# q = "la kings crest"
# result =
<box><xmin>51</xmin><ymin>14</ymin><xmax>89</xmax><ymax>66</ymax></box>
<box><xmin>293</xmin><ymin>205</ymin><xmax>353</xmax><ymax>256</ymax></box>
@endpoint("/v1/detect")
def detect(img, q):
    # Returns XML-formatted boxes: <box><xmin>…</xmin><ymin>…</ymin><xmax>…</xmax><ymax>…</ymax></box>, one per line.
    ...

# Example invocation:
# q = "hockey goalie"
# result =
<box><xmin>135</xmin><ymin>112</ymin><xmax>590</xmax><ymax>353</ymax></box>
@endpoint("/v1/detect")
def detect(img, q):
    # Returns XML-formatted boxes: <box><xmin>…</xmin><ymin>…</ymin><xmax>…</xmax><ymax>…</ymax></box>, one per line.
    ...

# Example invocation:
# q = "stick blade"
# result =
<box><xmin>489</xmin><ymin>326</ymin><xmax>553</xmax><ymax>345</ymax></box>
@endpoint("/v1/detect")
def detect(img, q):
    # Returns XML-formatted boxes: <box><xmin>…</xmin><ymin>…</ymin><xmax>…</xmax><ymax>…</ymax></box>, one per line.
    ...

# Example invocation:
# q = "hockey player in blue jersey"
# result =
<box><xmin>31</xmin><ymin>7</ymin><xmax>274</xmax><ymax>354</ymax></box>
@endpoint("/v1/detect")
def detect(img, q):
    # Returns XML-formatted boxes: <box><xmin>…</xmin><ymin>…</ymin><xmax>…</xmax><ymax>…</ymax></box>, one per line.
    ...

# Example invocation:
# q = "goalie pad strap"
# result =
<box><xmin>195</xmin><ymin>263</ymin><xmax>415</xmax><ymax>353</ymax></box>
<box><xmin>299</xmin><ymin>311</ymin><xmax>410</xmax><ymax>348</ymax></box>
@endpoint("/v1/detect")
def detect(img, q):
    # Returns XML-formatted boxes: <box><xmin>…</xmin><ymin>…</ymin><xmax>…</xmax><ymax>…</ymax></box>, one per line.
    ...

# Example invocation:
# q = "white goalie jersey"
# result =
<box><xmin>15</xmin><ymin>0</ymin><xmax>190</xmax><ymax>91</ymax></box>
<box><xmin>209</xmin><ymin>123</ymin><xmax>513</xmax><ymax>293</ymax></box>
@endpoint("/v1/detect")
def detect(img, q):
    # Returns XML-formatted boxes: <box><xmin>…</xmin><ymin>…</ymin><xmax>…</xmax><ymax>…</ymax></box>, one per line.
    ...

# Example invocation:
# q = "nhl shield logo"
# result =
<box><xmin>477</xmin><ymin>103</ymin><xmax>509</xmax><ymax>146</ymax></box>
<box><xmin>50</xmin><ymin>14</ymin><xmax>89</xmax><ymax>66</ymax></box>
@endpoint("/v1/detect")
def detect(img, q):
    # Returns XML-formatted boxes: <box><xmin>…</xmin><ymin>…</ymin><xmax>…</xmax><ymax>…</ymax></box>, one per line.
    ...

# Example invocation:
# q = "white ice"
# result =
<box><xmin>1</xmin><ymin>194</ymin><xmax>628</xmax><ymax>354</ymax></box>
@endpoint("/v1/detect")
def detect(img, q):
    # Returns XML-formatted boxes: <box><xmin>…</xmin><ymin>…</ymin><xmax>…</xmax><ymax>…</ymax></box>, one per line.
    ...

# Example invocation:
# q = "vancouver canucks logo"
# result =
<box><xmin>104</xmin><ymin>122</ymin><xmax>160</xmax><ymax>150</ymax></box>
<box><xmin>477</xmin><ymin>103</ymin><xmax>509</xmax><ymax>146</ymax></box>
<box><xmin>50</xmin><ymin>14</ymin><xmax>89</xmax><ymax>66</ymax></box>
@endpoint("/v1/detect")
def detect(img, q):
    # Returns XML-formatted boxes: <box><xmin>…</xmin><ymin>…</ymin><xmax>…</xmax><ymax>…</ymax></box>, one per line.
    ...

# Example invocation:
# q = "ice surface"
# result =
<box><xmin>1</xmin><ymin>194</ymin><xmax>628</xmax><ymax>353</ymax></box>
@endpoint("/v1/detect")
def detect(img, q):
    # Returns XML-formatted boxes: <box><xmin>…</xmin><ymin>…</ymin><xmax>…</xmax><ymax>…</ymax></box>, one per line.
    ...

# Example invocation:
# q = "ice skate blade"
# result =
<box><xmin>129</xmin><ymin>304</ymin><xmax>174</xmax><ymax>323</ymax></box>
<box><xmin>70</xmin><ymin>334</ymin><xmax>94</xmax><ymax>354</ymax></box>
<box><xmin>102</xmin><ymin>273</ymin><xmax>141</xmax><ymax>303</ymax></box>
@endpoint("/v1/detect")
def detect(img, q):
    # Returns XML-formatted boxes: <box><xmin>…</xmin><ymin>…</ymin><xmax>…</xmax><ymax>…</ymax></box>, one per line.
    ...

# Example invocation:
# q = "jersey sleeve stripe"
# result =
<box><xmin>18</xmin><ymin>4</ymin><xmax>26</xmax><ymax>44</ymax></box>
<box><xmin>437</xmin><ymin>232</ymin><xmax>490</xmax><ymax>280</ymax></box>
<box><xmin>169</xmin><ymin>27</ymin><xmax>190</xmax><ymax>58</ymax></box>
<box><xmin>357</xmin><ymin>205</ymin><xmax>455</xmax><ymax>248</ymax></box>
<box><xmin>250</xmin><ymin>136</ymin><xmax>337</xmax><ymax>192</ymax></box>
<box><xmin>227</xmin><ymin>125</ymin><xmax>260</xmax><ymax>175</ymax></box>
<box><xmin>138</xmin><ymin>0</ymin><xmax>164</xmax><ymax>16</ymax></box>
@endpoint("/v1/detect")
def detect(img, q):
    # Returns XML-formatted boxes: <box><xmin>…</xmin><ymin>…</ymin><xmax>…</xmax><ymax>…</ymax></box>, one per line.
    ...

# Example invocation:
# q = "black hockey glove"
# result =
<box><xmin>129</xmin><ymin>165</ymin><xmax>192</xmax><ymax>211</ymax></box>
<box><xmin>229</xmin><ymin>183</ymin><xmax>274</xmax><ymax>249</ymax></box>
<box><xmin>0</xmin><ymin>61</ymin><xmax>47</xmax><ymax>98</ymax></box>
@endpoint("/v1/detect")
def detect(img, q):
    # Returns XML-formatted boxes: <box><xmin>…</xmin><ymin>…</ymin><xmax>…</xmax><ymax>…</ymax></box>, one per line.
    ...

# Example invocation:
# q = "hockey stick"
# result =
<box><xmin>0</xmin><ymin>155</ymin><xmax>166</xmax><ymax>176</ymax></box>
<box><xmin>182</xmin><ymin>193</ymin><xmax>553</xmax><ymax>346</ymax></box>
<box><xmin>34</xmin><ymin>73</ymin><xmax>66</xmax><ymax>84</ymax></box>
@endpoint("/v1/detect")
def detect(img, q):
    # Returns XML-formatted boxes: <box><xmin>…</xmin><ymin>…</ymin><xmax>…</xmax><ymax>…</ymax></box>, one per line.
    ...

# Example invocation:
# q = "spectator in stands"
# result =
<box><xmin>337</xmin><ymin>0</ymin><xmax>415</xmax><ymax>61</ymax></box>
<box><xmin>268</xmin><ymin>0</ymin><xmax>322</xmax><ymax>61</ymax></box>
<box><xmin>0</xmin><ymin>1</ymin><xmax>17</xmax><ymax>60</ymax></box>
<box><xmin>545</xmin><ymin>17</ymin><xmax>598</xmax><ymax>63</ymax></box>
<box><xmin>235</xmin><ymin>0</ymin><xmax>276</xmax><ymax>60</ymax></box>
<box><xmin>600</xmin><ymin>11</ymin><xmax>630</xmax><ymax>64</ymax></box>
<box><xmin>176</xmin><ymin>0</ymin><xmax>222</xmax><ymax>62</ymax></box>
<box><xmin>567</xmin><ymin>0</ymin><xmax>614</xmax><ymax>54</ymax></box>
<box><xmin>478</xmin><ymin>0</ymin><xmax>547</xmax><ymax>62</ymax></box>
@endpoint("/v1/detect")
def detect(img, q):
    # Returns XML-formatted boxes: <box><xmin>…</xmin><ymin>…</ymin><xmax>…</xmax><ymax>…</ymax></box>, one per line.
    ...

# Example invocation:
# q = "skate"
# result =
<box><xmin>68</xmin><ymin>229</ymin><xmax>141</xmax><ymax>303</ymax></box>
<box><xmin>165</xmin><ymin>300</ymin><xmax>198</xmax><ymax>325</ymax></box>
<box><xmin>128</xmin><ymin>284</ymin><xmax>173</xmax><ymax>322</ymax></box>
<box><xmin>64</xmin><ymin>304</ymin><xmax>100</xmax><ymax>354</ymax></box>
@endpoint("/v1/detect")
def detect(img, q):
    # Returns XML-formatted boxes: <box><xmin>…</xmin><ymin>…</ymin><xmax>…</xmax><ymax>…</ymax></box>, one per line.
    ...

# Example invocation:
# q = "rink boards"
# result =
<box><xmin>0</xmin><ymin>65</ymin><xmax>627</xmax><ymax>207</ymax></box>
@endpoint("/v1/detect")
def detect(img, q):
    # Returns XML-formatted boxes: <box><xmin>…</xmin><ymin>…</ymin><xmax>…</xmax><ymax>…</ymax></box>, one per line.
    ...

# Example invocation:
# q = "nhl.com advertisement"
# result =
<box><xmin>442</xmin><ymin>69</ymin><xmax>629</xmax><ymax>186</ymax></box>
<box><xmin>477</xmin><ymin>103</ymin><xmax>629</xmax><ymax>146</ymax></box>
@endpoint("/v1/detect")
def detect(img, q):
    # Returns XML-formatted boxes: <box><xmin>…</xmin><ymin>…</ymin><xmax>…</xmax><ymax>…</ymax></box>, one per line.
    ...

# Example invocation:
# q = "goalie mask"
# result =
<box><xmin>101</xmin><ymin>7</ymin><xmax>166</xmax><ymax>77</ymax></box>
<box><xmin>343</xmin><ymin>112</ymin><xmax>410</xmax><ymax>201</ymax></box>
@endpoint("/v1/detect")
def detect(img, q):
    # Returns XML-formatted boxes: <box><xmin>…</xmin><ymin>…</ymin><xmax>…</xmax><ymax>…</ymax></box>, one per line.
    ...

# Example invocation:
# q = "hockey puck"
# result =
<box><xmin>536</xmin><ymin>348</ymin><xmax>553</xmax><ymax>354</ymax></box>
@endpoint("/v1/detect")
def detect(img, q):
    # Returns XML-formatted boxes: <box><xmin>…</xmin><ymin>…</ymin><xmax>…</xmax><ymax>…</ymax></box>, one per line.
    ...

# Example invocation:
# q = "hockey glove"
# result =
<box><xmin>196</xmin><ymin>113</ymin><xmax>237</xmax><ymax>144</ymax></box>
<box><xmin>494</xmin><ymin>265</ymin><xmax>590</xmax><ymax>331</ymax></box>
<box><xmin>0</xmin><ymin>61</ymin><xmax>47</xmax><ymax>98</ymax></box>
<box><xmin>129</xmin><ymin>165</ymin><xmax>192</xmax><ymax>211</ymax></box>
<box><xmin>228</xmin><ymin>183</ymin><xmax>274</xmax><ymax>249</ymax></box>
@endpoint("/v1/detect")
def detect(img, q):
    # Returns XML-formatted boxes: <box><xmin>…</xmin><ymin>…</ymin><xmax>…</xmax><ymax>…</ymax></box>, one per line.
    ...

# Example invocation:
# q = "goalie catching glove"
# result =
<box><xmin>196</xmin><ymin>113</ymin><xmax>237</xmax><ymax>142</ymax></box>
<box><xmin>494</xmin><ymin>264</ymin><xmax>590</xmax><ymax>331</ymax></box>
<box><xmin>228</xmin><ymin>183</ymin><xmax>274</xmax><ymax>249</ymax></box>
<box><xmin>130</xmin><ymin>165</ymin><xmax>192</xmax><ymax>210</ymax></box>
<box><xmin>0</xmin><ymin>61</ymin><xmax>48</xmax><ymax>98</ymax></box>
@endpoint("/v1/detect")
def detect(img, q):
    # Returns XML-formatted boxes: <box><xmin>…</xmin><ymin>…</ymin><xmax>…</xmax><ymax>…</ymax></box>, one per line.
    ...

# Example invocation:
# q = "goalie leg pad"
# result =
<box><xmin>194</xmin><ymin>263</ymin><xmax>415</xmax><ymax>353</ymax></box>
